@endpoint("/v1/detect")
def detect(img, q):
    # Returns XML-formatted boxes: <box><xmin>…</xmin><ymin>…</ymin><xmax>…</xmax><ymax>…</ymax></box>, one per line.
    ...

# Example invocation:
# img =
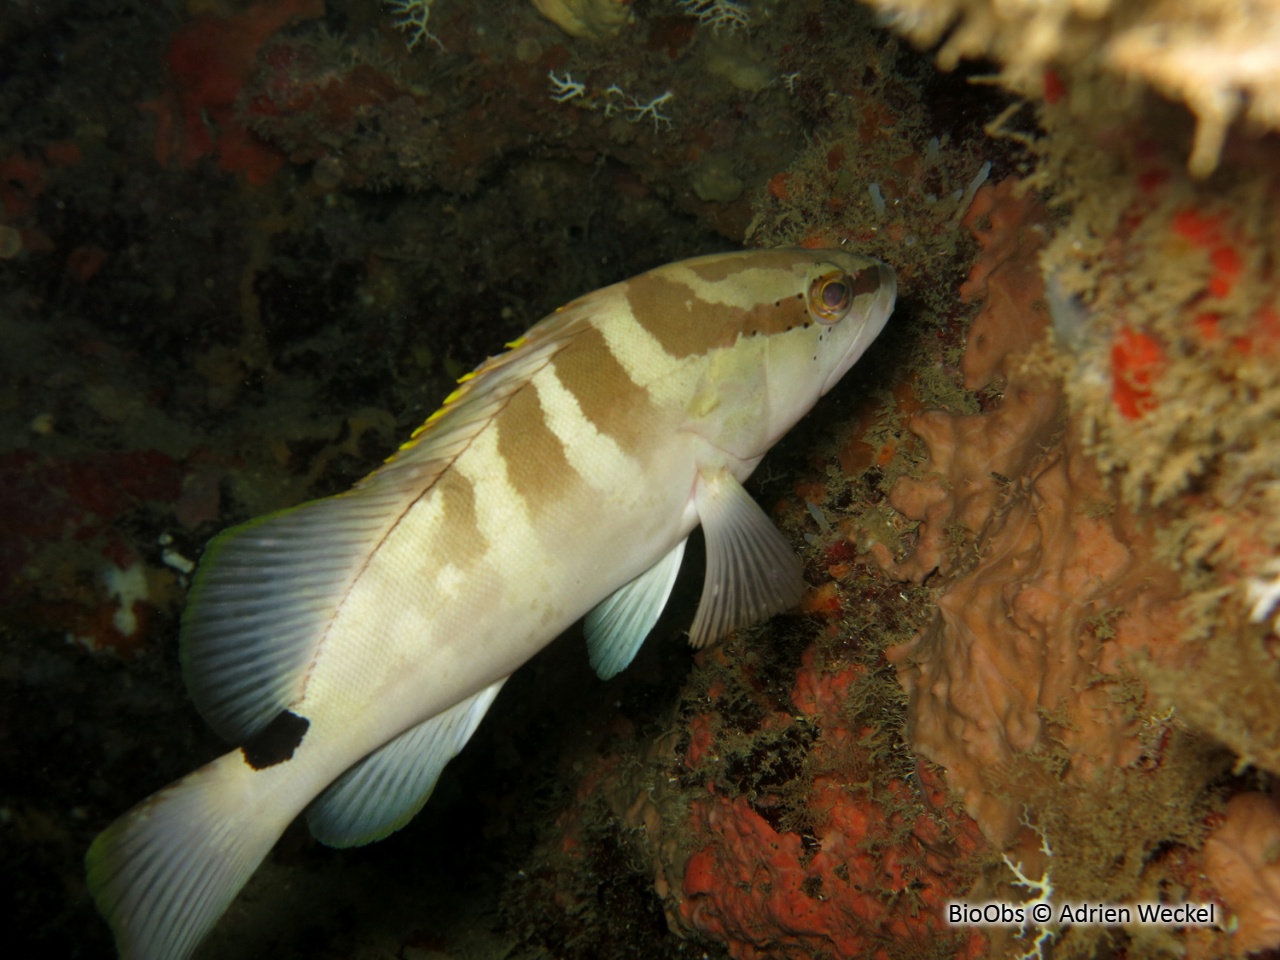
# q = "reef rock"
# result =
<box><xmin>875</xmin><ymin>180</ymin><xmax>1191</xmax><ymax>847</ymax></box>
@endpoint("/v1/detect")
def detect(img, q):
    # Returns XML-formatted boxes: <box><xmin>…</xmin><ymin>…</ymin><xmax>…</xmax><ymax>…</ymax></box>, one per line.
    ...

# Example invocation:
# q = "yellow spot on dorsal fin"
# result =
<box><xmin>380</xmin><ymin>302</ymin><xmax>591</xmax><ymax>466</ymax></box>
<box><xmin>395</xmin><ymin>404</ymin><xmax>447</xmax><ymax>455</ymax></box>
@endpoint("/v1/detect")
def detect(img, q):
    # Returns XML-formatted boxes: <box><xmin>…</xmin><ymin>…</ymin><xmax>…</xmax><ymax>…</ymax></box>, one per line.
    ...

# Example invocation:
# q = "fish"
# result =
<box><xmin>85</xmin><ymin>247</ymin><xmax>896</xmax><ymax>959</ymax></box>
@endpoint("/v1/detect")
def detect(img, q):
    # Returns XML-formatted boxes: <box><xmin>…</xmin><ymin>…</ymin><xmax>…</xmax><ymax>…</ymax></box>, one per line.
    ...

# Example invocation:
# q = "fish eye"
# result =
<box><xmin>808</xmin><ymin>271</ymin><xmax>853</xmax><ymax>324</ymax></box>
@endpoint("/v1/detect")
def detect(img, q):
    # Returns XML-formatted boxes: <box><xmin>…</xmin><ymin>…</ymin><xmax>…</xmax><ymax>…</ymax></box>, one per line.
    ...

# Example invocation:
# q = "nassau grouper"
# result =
<box><xmin>87</xmin><ymin>247</ymin><xmax>896</xmax><ymax>959</ymax></box>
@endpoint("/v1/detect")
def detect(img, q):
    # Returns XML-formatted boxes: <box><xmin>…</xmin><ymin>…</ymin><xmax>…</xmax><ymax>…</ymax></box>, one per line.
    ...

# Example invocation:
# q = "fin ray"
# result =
<box><xmin>86</xmin><ymin>752</ymin><xmax>294</xmax><ymax>960</ymax></box>
<box><xmin>306</xmin><ymin>678</ymin><xmax>507</xmax><ymax>847</ymax></box>
<box><xmin>181</xmin><ymin>488</ymin><xmax>418</xmax><ymax>741</ymax></box>
<box><xmin>688</xmin><ymin>468</ymin><xmax>806</xmax><ymax>648</ymax></box>
<box><xmin>585</xmin><ymin>539</ymin><xmax>687</xmax><ymax>679</ymax></box>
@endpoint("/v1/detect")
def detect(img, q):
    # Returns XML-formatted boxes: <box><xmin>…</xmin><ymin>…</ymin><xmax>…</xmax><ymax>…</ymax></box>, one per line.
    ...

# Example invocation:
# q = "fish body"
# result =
<box><xmin>86</xmin><ymin>248</ymin><xmax>896</xmax><ymax>959</ymax></box>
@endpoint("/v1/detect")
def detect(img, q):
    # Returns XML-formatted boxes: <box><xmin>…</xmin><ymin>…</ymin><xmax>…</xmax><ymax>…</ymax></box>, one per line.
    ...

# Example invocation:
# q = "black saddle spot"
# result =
<box><xmin>241</xmin><ymin>710</ymin><xmax>310</xmax><ymax>770</ymax></box>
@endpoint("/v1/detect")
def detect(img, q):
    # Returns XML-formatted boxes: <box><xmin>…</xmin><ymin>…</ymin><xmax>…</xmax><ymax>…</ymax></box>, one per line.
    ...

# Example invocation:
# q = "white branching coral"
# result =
<box><xmin>678</xmin><ymin>0</ymin><xmax>750</xmax><ymax>31</ymax></box>
<box><xmin>1003</xmin><ymin>815</ymin><xmax>1059</xmax><ymax>960</ymax></box>
<box><xmin>625</xmin><ymin>91</ymin><xmax>674</xmax><ymax>130</ymax></box>
<box><xmin>1106</xmin><ymin>12</ymin><xmax>1280</xmax><ymax>178</ymax></box>
<box><xmin>861</xmin><ymin>0</ymin><xmax>1280</xmax><ymax>177</ymax></box>
<box><xmin>544</xmin><ymin>72</ymin><xmax>675</xmax><ymax>131</ymax></box>
<box><xmin>547</xmin><ymin>70</ymin><xmax>587</xmax><ymax>102</ymax></box>
<box><xmin>385</xmin><ymin>0</ymin><xmax>442</xmax><ymax>50</ymax></box>
<box><xmin>1247</xmin><ymin>558</ymin><xmax>1280</xmax><ymax>633</ymax></box>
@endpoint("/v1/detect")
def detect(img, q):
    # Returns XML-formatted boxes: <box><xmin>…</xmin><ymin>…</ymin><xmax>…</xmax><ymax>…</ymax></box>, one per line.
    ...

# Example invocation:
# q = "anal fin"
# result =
<box><xmin>305</xmin><ymin>678</ymin><xmax>507</xmax><ymax>847</ymax></box>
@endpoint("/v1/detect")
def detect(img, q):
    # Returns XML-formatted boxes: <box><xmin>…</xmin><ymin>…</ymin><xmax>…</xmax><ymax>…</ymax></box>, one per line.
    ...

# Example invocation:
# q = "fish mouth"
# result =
<box><xmin>821</xmin><ymin>261</ymin><xmax>897</xmax><ymax>396</ymax></box>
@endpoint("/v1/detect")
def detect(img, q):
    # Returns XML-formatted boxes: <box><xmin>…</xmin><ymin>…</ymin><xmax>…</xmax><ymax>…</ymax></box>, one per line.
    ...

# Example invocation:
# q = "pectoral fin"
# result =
<box><xmin>585</xmin><ymin>538</ymin><xmax>687</xmax><ymax>680</ymax></box>
<box><xmin>306</xmin><ymin>678</ymin><xmax>506</xmax><ymax>848</ymax></box>
<box><xmin>688</xmin><ymin>467</ymin><xmax>805</xmax><ymax>648</ymax></box>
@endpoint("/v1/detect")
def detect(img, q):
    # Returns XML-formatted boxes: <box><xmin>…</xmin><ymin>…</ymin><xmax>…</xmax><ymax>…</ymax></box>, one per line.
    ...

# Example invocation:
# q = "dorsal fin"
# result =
<box><xmin>181</xmin><ymin>302</ymin><xmax>600</xmax><ymax>742</ymax></box>
<box><xmin>375</xmin><ymin>294</ymin><xmax>598</xmax><ymax>480</ymax></box>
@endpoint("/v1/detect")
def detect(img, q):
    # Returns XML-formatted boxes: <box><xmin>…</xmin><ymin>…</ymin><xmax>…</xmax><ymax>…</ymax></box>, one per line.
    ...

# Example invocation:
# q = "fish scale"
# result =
<box><xmin>86</xmin><ymin>247</ymin><xmax>896</xmax><ymax>960</ymax></box>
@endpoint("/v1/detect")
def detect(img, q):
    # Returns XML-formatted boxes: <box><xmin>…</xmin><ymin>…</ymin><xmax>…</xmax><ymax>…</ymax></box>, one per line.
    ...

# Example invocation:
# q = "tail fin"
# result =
<box><xmin>86</xmin><ymin>750</ymin><xmax>296</xmax><ymax>960</ymax></box>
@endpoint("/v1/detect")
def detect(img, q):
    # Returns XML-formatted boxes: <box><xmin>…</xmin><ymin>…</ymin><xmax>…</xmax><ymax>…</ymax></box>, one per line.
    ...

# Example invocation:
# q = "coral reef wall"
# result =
<box><xmin>523</xmin><ymin>2</ymin><xmax>1280</xmax><ymax>960</ymax></box>
<box><xmin>0</xmin><ymin>1</ymin><xmax>999</xmax><ymax>957</ymax></box>
<box><xmin>860</xmin><ymin>0</ymin><xmax>1280</xmax><ymax>178</ymax></box>
<box><xmin>5</xmin><ymin>0</ymin><xmax>1280</xmax><ymax>958</ymax></box>
<box><xmin>875</xmin><ymin>180</ymin><xmax>1229</xmax><ymax>958</ymax></box>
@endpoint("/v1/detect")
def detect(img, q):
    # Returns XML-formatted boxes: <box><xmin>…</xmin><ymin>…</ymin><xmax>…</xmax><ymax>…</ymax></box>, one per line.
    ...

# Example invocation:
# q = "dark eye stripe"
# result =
<box><xmin>851</xmin><ymin>269</ymin><xmax>881</xmax><ymax>297</ymax></box>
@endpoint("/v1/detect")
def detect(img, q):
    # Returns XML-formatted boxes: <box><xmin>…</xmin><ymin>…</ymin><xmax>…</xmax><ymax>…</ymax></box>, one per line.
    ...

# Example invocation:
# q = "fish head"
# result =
<box><xmin>670</xmin><ymin>248</ymin><xmax>896</xmax><ymax>463</ymax></box>
<box><xmin>797</xmin><ymin>249</ymin><xmax>897</xmax><ymax>397</ymax></box>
